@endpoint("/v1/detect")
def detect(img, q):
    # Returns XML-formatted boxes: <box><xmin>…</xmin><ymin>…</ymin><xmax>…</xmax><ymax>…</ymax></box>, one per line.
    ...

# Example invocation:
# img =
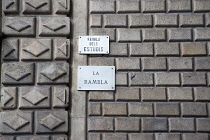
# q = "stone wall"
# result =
<box><xmin>1</xmin><ymin>0</ymin><xmax>70</xmax><ymax>139</ymax></box>
<box><xmin>1</xmin><ymin>0</ymin><xmax>210</xmax><ymax>140</ymax></box>
<box><xmin>88</xmin><ymin>0</ymin><xmax>210</xmax><ymax>140</ymax></box>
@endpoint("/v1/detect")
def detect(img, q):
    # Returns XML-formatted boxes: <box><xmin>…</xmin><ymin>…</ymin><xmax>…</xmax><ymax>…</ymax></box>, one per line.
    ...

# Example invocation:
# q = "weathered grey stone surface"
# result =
<box><xmin>22</xmin><ymin>0</ymin><xmax>51</xmax><ymax>14</ymax></box>
<box><xmin>169</xmin><ymin>58</ymin><xmax>193</xmax><ymax>70</ymax></box>
<box><xmin>156</xmin><ymin>133</ymin><xmax>181</xmax><ymax>140</ymax></box>
<box><xmin>1</xmin><ymin>0</ymin><xmax>70</xmax><ymax>139</ymax></box>
<box><xmin>37</xmin><ymin>62</ymin><xmax>69</xmax><ymax>84</ymax></box>
<box><xmin>182</xmin><ymin>133</ymin><xmax>209</xmax><ymax>140</ymax></box>
<box><xmin>2</xmin><ymin>39</ymin><xmax>19</xmax><ymax>61</ymax></box>
<box><xmin>129</xmin><ymin>134</ymin><xmax>154</xmax><ymax>140</ymax></box>
<box><xmin>168</xmin><ymin>0</ymin><xmax>191</xmax><ymax>12</ymax></box>
<box><xmin>169</xmin><ymin>118</ymin><xmax>195</xmax><ymax>132</ymax></box>
<box><xmin>168</xmin><ymin>88</ymin><xmax>193</xmax><ymax>101</ymax></box>
<box><xmin>3</xmin><ymin>17</ymin><xmax>36</xmax><ymax>36</ymax></box>
<box><xmin>21</xmin><ymin>39</ymin><xmax>52</xmax><ymax>60</ymax></box>
<box><xmin>2</xmin><ymin>62</ymin><xmax>35</xmax><ymax>85</ymax></box>
<box><xmin>129</xmin><ymin>102</ymin><xmax>153</xmax><ymax>116</ymax></box>
<box><xmin>0</xmin><ymin>111</ymin><xmax>33</xmax><ymax>134</ymax></box>
<box><xmin>129</xmin><ymin>14</ymin><xmax>153</xmax><ymax>27</ymax></box>
<box><xmin>155</xmin><ymin>43</ymin><xmax>179</xmax><ymax>56</ymax></box>
<box><xmin>1</xmin><ymin>87</ymin><xmax>17</xmax><ymax>109</ymax></box>
<box><xmin>39</xmin><ymin>17</ymin><xmax>70</xmax><ymax>37</ymax></box>
<box><xmin>194</xmin><ymin>87</ymin><xmax>210</xmax><ymax>101</ymax></box>
<box><xmin>53</xmin><ymin>86</ymin><xmax>69</xmax><ymax>108</ymax></box>
<box><xmin>54</xmin><ymin>39</ymin><xmax>70</xmax><ymax>60</ymax></box>
<box><xmin>141</xmin><ymin>88</ymin><xmax>166</xmax><ymax>101</ymax></box>
<box><xmin>3</xmin><ymin>0</ymin><xmax>19</xmax><ymax>14</ymax></box>
<box><xmin>116</xmin><ymin>88</ymin><xmax>140</xmax><ymax>101</ymax></box>
<box><xmin>87</xmin><ymin>0</ymin><xmax>210</xmax><ymax>139</ymax></box>
<box><xmin>115</xmin><ymin>118</ymin><xmax>140</xmax><ymax>131</ymax></box>
<box><xmin>116</xmin><ymin>72</ymin><xmax>128</xmax><ymax>85</ymax></box>
<box><xmin>1</xmin><ymin>0</ymin><xmax>210</xmax><ymax>139</ymax></box>
<box><xmin>19</xmin><ymin>86</ymin><xmax>51</xmax><ymax>109</ymax></box>
<box><xmin>16</xmin><ymin>136</ymin><xmax>49</xmax><ymax>140</ymax></box>
<box><xmin>155</xmin><ymin>103</ymin><xmax>180</xmax><ymax>116</ymax></box>
<box><xmin>181</xmin><ymin>42</ymin><xmax>207</xmax><ymax>56</ymax></box>
<box><xmin>155</xmin><ymin>14</ymin><xmax>178</xmax><ymax>27</ymax></box>
<box><xmin>36</xmin><ymin>111</ymin><xmax>68</xmax><ymax>133</ymax></box>
<box><xmin>142</xmin><ymin>118</ymin><xmax>168</xmax><ymax>132</ymax></box>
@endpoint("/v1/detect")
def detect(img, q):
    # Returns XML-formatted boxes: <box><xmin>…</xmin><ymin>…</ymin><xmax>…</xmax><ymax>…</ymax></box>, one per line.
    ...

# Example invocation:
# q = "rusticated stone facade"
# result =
<box><xmin>88</xmin><ymin>0</ymin><xmax>210</xmax><ymax>140</ymax></box>
<box><xmin>1</xmin><ymin>0</ymin><xmax>70</xmax><ymax>139</ymax></box>
<box><xmin>1</xmin><ymin>0</ymin><xmax>210</xmax><ymax>140</ymax></box>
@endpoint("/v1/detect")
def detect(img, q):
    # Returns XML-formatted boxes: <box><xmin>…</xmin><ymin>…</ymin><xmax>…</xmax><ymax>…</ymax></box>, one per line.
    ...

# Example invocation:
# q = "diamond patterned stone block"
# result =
<box><xmin>16</xmin><ymin>136</ymin><xmax>50</xmax><ymax>140</ymax></box>
<box><xmin>37</xmin><ymin>62</ymin><xmax>69</xmax><ymax>84</ymax></box>
<box><xmin>36</xmin><ymin>111</ymin><xmax>68</xmax><ymax>133</ymax></box>
<box><xmin>1</xmin><ymin>0</ymin><xmax>71</xmax><ymax>138</ymax></box>
<box><xmin>53</xmin><ymin>86</ymin><xmax>69</xmax><ymax>108</ymax></box>
<box><xmin>0</xmin><ymin>111</ymin><xmax>33</xmax><ymax>134</ymax></box>
<box><xmin>3</xmin><ymin>0</ymin><xmax>19</xmax><ymax>14</ymax></box>
<box><xmin>54</xmin><ymin>39</ymin><xmax>70</xmax><ymax>60</ymax></box>
<box><xmin>23</xmin><ymin>0</ymin><xmax>51</xmax><ymax>14</ymax></box>
<box><xmin>2</xmin><ymin>62</ymin><xmax>35</xmax><ymax>85</ymax></box>
<box><xmin>41</xmin><ymin>114</ymin><xmax>64</xmax><ymax>130</ymax></box>
<box><xmin>3</xmin><ymin>17</ymin><xmax>36</xmax><ymax>36</ymax></box>
<box><xmin>21</xmin><ymin>39</ymin><xmax>52</xmax><ymax>60</ymax></box>
<box><xmin>1</xmin><ymin>87</ymin><xmax>17</xmax><ymax>109</ymax></box>
<box><xmin>19</xmin><ymin>87</ymin><xmax>51</xmax><ymax>109</ymax></box>
<box><xmin>5</xmin><ymin>115</ymin><xmax>29</xmax><ymax>130</ymax></box>
<box><xmin>2</xmin><ymin>39</ymin><xmax>19</xmax><ymax>61</ymax></box>
<box><xmin>55</xmin><ymin>0</ymin><xmax>70</xmax><ymax>14</ymax></box>
<box><xmin>51</xmin><ymin>135</ymin><xmax>68</xmax><ymax>140</ymax></box>
<box><xmin>39</xmin><ymin>17</ymin><xmax>70</xmax><ymax>37</ymax></box>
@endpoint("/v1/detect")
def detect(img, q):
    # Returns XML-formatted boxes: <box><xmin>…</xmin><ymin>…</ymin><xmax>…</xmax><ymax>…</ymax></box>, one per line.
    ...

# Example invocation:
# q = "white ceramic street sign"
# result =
<box><xmin>77</xmin><ymin>66</ymin><xmax>115</xmax><ymax>90</ymax></box>
<box><xmin>78</xmin><ymin>36</ymin><xmax>109</xmax><ymax>54</ymax></box>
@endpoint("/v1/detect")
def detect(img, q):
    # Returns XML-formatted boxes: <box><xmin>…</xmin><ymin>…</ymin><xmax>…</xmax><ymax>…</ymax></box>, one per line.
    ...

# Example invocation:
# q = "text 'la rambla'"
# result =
<box><xmin>84</xmin><ymin>71</ymin><xmax>108</xmax><ymax>84</ymax></box>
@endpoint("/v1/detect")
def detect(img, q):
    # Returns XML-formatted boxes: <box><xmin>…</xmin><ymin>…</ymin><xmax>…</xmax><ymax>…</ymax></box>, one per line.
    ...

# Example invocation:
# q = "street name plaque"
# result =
<box><xmin>77</xmin><ymin>66</ymin><xmax>115</xmax><ymax>90</ymax></box>
<box><xmin>78</xmin><ymin>36</ymin><xmax>109</xmax><ymax>54</ymax></box>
